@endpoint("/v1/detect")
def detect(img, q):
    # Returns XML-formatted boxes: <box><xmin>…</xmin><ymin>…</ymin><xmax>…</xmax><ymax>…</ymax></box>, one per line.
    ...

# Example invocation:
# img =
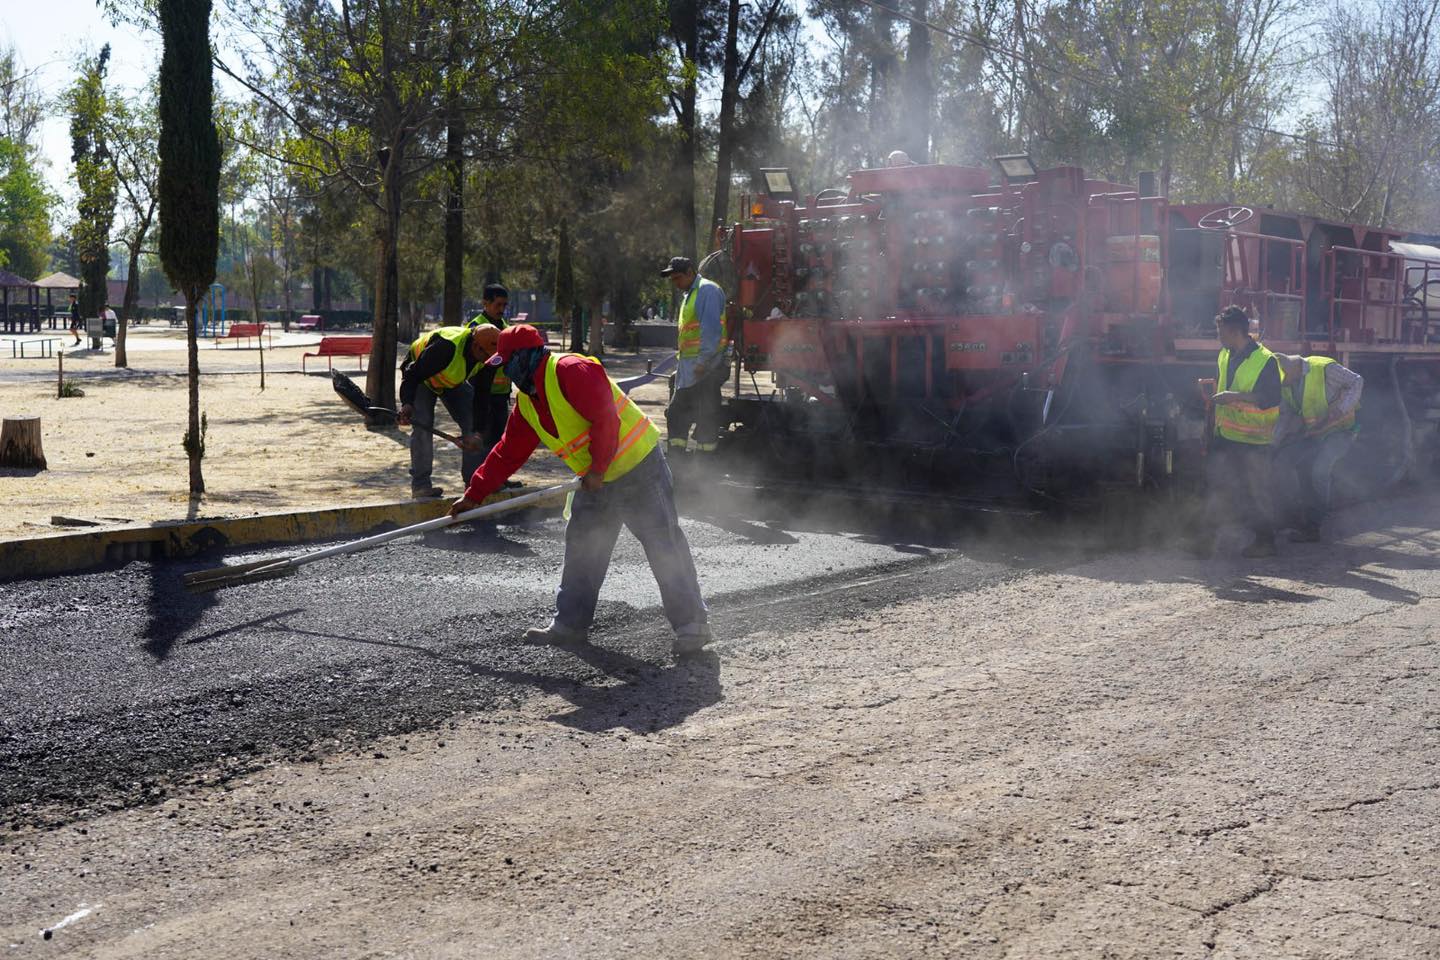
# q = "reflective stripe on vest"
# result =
<box><xmin>409</xmin><ymin>326</ymin><xmax>484</xmax><ymax>394</ymax></box>
<box><xmin>678</xmin><ymin>277</ymin><xmax>727</xmax><ymax>359</ymax></box>
<box><xmin>1283</xmin><ymin>356</ymin><xmax>1356</xmax><ymax>438</ymax></box>
<box><xmin>1215</xmin><ymin>343</ymin><xmax>1279</xmax><ymax>444</ymax></box>
<box><xmin>516</xmin><ymin>354</ymin><xmax>661</xmax><ymax>481</ymax></box>
<box><xmin>467</xmin><ymin>314</ymin><xmax>511</xmax><ymax>394</ymax></box>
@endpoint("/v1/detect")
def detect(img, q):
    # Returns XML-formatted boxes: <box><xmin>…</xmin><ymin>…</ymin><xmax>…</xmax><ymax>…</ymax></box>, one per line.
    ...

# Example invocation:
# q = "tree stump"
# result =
<box><xmin>0</xmin><ymin>416</ymin><xmax>47</xmax><ymax>470</ymax></box>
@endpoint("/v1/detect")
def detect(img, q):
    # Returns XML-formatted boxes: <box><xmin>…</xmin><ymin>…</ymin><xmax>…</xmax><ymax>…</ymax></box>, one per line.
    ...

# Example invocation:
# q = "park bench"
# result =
<box><xmin>295</xmin><ymin>314</ymin><xmax>324</xmax><ymax>331</ymax></box>
<box><xmin>214</xmin><ymin>322</ymin><xmax>272</xmax><ymax>349</ymax></box>
<box><xmin>303</xmin><ymin>335</ymin><xmax>371</xmax><ymax>372</ymax></box>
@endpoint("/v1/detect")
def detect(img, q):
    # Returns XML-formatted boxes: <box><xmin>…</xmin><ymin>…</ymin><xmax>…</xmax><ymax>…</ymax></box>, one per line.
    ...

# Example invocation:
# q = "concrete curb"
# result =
<box><xmin>0</xmin><ymin>488</ymin><xmax>562</xmax><ymax>582</ymax></box>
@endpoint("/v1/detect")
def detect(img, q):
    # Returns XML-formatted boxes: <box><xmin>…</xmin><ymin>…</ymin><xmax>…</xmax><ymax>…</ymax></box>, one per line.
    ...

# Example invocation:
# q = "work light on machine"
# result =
<box><xmin>994</xmin><ymin>154</ymin><xmax>1038</xmax><ymax>182</ymax></box>
<box><xmin>758</xmin><ymin>167</ymin><xmax>795</xmax><ymax>200</ymax></box>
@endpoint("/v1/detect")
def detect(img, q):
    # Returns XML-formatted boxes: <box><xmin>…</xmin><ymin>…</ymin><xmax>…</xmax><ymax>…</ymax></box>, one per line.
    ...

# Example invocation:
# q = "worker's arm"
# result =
<box><xmin>397</xmin><ymin>338</ymin><xmax>458</xmax><ymax>421</ymax></box>
<box><xmin>451</xmin><ymin>407</ymin><xmax>540</xmax><ymax>512</ymax></box>
<box><xmin>693</xmin><ymin>283</ymin><xmax>726</xmax><ymax>374</ymax></box>
<box><xmin>1213</xmin><ymin>357</ymin><xmax>1281</xmax><ymax>408</ymax></box>
<box><xmin>557</xmin><ymin>356</ymin><xmax>621</xmax><ymax>491</ymax></box>
<box><xmin>1324</xmin><ymin>364</ymin><xmax>1363</xmax><ymax>424</ymax></box>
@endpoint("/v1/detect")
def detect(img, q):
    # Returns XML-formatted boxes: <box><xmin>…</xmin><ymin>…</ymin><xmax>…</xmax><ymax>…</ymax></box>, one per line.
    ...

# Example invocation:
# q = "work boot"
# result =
<box><xmin>1241</xmin><ymin>536</ymin><xmax>1277</xmax><ymax>558</ymax></box>
<box><xmin>523</xmin><ymin>620</ymin><xmax>588</xmax><ymax>647</ymax></box>
<box><xmin>672</xmin><ymin>621</ymin><xmax>714</xmax><ymax>656</ymax></box>
<box><xmin>1289</xmin><ymin>524</ymin><xmax>1322</xmax><ymax>543</ymax></box>
<box><xmin>410</xmin><ymin>485</ymin><xmax>444</xmax><ymax>499</ymax></box>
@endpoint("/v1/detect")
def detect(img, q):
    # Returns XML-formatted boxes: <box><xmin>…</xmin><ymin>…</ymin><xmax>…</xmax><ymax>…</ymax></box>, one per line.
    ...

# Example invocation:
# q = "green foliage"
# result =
<box><xmin>58</xmin><ymin>379</ymin><xmax>85</xmax><ymax>398</ymax></box>
<box><xmin>67</xmin><ymin>46</ymin><xmax>118</xmax><ymax>315</ymax></box>
<box><xmin>157</xmin><ymin>0</ymin><xmax>220</xmax><ymax>300</ymax></box>
<box><xmin>0</xmin><ymin>137</ymin><xmax>54</xmax><ymax>276</ymax></box>
<box><xmin>182</xmin><ymin>410</ymin><xmax>207</xmax><ymax>460</ymax></box>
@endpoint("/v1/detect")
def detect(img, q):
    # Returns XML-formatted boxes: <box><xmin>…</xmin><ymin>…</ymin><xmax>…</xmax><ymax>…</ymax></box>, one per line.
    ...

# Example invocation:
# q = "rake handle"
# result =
<box><xmin>285</xmin><ymin>478</ymin><xmax>581</xmax><ymax>571</ymax></box>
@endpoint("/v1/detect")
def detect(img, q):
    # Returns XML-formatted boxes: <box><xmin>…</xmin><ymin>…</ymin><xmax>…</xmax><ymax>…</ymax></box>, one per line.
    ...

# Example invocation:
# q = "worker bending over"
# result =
<box><xmin>398</xmin><ymin>323</ymin><xmax>501</xmax><ymax>498</ymax></box>
<box><xmin>1274</xmin><ymin>354</ymin><xmax>1362</xmax><ymax>541</ymax></box>
<box><xmin>449</xmin><ymin>324</ymin><xmax>712</xmax><ymax>656</ymax></box>
<box><xmin>662</xmin><ymin>256</ymin><xmax>728</xmax><ymax>455</ymax></box>
<box><xmin>1203</xmin><ymin>305</ymin><xmax>1282</xmax><ymax>558</ymax></box>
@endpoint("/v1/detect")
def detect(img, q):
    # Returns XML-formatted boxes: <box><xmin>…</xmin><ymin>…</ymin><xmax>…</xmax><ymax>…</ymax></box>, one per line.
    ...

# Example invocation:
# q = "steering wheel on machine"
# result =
<box><xmin>1197</xmin><ymin>206</ymin><xmax>1254</xmax><ymax>231</ymax></box>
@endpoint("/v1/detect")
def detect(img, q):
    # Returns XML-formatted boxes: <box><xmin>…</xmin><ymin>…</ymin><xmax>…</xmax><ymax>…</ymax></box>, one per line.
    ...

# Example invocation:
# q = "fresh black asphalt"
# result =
<box><xmin>1</xmin><ymin>500</ymin><xmax>1041</xmax><ymax>829</ymax></box>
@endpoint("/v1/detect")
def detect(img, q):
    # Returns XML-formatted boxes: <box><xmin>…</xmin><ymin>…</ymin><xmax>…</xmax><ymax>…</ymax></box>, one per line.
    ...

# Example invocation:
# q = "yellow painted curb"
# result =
<box><xmin>0</xmin><ymin>489</ymin><xmax>562</xmax><ymax>582</ymax></box>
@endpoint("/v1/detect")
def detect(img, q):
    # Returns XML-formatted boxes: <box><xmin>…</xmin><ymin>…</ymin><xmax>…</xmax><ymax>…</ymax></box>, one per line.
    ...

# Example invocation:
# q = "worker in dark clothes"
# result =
<box><xmin>68</xmin><ymin>294</ymin><xmax>82</xmax><ymax>345</ymax></box>
<box><xmin>398</xmin><ymin>323</ymin><xmax>501</xmax><ymax>498</ymax></box>
<box><xmin>448</xmin><ymin>324</ymin><xmax>712</xmax><ymax>656</ymax></box>
<box><xmin>1199</xmin><ymin>305</ymin><xmax>1282</xmax><ymax>558</ymax></box>
<box><xmin>467</xmin><ymin>283</ymin><xmax>513</xmax><ymax>464</ymax></box>
<box><xmin>1274</xmin><ymin>354</ymin><xmax>1363</xmax><ymax>542</ymax></box>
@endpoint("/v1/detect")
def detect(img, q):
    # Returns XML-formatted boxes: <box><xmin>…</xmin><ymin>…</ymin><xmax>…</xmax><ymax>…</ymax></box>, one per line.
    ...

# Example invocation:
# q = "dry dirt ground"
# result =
<box><xmin>1</xmin><ymin>496</ymin><xmax>1437</xmax><ymax>958</ymax></box>
<box><xmin>0</xmin><ymin>326</ymin><xmax>656</xmax><ymax>540</ymax></box>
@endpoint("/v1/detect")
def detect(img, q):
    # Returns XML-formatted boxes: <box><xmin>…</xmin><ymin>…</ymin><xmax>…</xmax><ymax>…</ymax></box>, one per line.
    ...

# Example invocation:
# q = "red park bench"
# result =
<box><xmin>295</xmin><ymin>314</ymin><xmax>323</xmax><ymax>331</ymax></box>
<box><xmin>303</xmin><ymin>335</ymin><xmax>372</xmax><ymax>372</ymax></box>
<box><xmin>214</xmin><ymin>322</ymin><xmax>272</xmax><ymax>349</ymax></box>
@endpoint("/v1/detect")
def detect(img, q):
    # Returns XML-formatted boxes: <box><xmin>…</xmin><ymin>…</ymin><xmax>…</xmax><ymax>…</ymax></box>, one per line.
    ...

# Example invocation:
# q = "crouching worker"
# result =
<box><xmin>449</xmin><ymin>324</ymin><xmax>713</xmax><ymax>656</ymax></box>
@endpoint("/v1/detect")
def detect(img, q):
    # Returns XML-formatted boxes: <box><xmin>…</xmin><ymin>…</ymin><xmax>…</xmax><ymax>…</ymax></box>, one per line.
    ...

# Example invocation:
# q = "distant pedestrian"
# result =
<box><xmin>68</xmin><ymin>294</ymin><xmax>82</xmax><ymax>345</ymax></box>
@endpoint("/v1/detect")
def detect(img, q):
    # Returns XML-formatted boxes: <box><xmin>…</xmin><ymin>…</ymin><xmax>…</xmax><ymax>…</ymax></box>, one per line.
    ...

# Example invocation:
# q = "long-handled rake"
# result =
<box><xmin>183</xmin><ymin>478</ymin><xmax>581</xmax><ymax>594</ymax></box>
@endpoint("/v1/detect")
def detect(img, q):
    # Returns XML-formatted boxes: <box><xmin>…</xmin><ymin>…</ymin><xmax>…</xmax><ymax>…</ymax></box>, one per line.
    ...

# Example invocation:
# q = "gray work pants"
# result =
<box><xmin>1274</xmin><ymin>431</ymin><xmax>1355</xmax><ymax>529</ymax></box>
<box><xmin>409</xmin><ymin>383</ymin><xmax>481</xmax><ymax>489</ymax></box>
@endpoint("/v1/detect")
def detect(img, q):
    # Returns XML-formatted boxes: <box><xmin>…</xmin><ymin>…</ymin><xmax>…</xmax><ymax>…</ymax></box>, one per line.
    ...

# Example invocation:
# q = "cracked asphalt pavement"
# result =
<box><xmin>1</xmin><ymin>489</ymin><xmax>1437</xmax><ymax>957</ymax></box>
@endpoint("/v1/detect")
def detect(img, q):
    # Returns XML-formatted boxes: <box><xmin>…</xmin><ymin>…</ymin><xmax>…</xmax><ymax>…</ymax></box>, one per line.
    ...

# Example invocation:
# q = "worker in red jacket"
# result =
<box><xmin>449</xmin><ymin>324</ymin><xmax>712</xmax><ymax>656</ymax></box>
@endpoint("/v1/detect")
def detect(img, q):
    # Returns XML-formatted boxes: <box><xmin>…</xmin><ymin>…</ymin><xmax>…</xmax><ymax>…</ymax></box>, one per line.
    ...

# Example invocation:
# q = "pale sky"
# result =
<box><xmin>2</xmin><ymin>0</ymin><xmax>159</xmax><ymax>209</ymax></box>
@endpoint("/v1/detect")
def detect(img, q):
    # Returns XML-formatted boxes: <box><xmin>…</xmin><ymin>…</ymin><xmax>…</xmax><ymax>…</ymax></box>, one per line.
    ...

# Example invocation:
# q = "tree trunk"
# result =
<box><xmin>0</xmin><ymin>416</ymin><xmax>46</xmax><ymax>470</ymax></box>
<box><xmin>589</xmin><ymin>295</ymin><xmax>605</xmax><ymax>357</ymax></box>
<box><xmin>442</xmin><ymin>103</ymin><xmax>464</xmax><ymax>324</ymax></box>
<box><xmin>366</xmin><ymin>159</ymin><xmax>403</xmax><ymax>411</ymax></box>
<box><xmin>711</xmin><ymin>0</ymin><xmax>743</xmax><ymax>237</ymax></box>
<box><xmin>118</xmin><ymin>243</ymin><xmax>143</xmax><ymax>369</ymax></box>
<box><xmin>900</xmin><ymin>0</ymin><xmax>932</xmax><ymax>162</ymax></box>
<box><xmin>673</xmin><ymin>0</ymin><xmax>700</xmax><ymax>260</ymax></box>
<box><xmin>183</xmin><ymin>292</ymin><xmax>204</xmax><ymax>495</ymax></box>
<box><xmin>569</xmin><ymin>304</ymin><xmax>584</xmax><ymax>353</ymax></box>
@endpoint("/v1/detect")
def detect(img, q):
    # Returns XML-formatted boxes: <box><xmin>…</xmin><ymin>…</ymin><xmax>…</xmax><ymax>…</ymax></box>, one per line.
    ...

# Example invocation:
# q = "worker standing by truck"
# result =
<box><xmin>662</xmin><ymin>256</ymin><xmax>728</xmax><ymax>456</ymax></box>
<box><xmin>1274</xmin><ymin>354</ymin><xmax>1363</xmax><ymax>542</ymax></box>
<box><xmin>1200</xmin><ymin>305</ymin><xmax>1283</xmax><ymax>558</ymax></box>
<box><xmin>449</xmin><ymin>324</ymin><xmax>712</xmax><ymax>656</ymax></box>
<box><xmin>398</xmin><ymin>323</ymin><xmax>501</xmax><ymax>498</ymax></box>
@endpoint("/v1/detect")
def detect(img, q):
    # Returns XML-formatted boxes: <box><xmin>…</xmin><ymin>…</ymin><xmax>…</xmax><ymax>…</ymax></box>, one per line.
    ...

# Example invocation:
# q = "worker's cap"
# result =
<box><xmin>660</xmin><ymin>256</ymin><xmax>695</xmax><ymax>277</ymax></box>
<box><xmin>485</xmin><ymin>323</ymin><xmax>547</xmax><ymax>366</ymax></box>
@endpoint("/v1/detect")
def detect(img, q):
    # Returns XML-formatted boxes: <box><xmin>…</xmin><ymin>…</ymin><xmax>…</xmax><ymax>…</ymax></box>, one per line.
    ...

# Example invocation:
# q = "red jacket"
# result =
<box><xmin>463</xmin><ymin>354</ymin><xmax>619</xmax><ymax>501</ymax></box>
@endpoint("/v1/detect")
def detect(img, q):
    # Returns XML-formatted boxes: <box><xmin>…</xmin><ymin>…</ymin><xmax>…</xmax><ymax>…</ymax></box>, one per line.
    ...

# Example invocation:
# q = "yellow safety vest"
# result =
<box><xmin>467</xmin><ymin>313</ymin><xmax>511</xmax><ymax>395</ymax></box>
<box><xmin>678</xmin><ymin>277</ymin><xmax>728</xmax><ymax>359</ymax></box>
<box><xmin>409</xmin><ymin>326</ymin><xmax>484</xmax><ymax>394</ymax></box>
<box><xmin>1283</xmin><ymin>356</ymin><xmax>1356</xmax><ymax>438</ymax></box>
<box><xmin>517</xmin><ymin>354</ymin><xmax>661</xmax><ymax>481</ymax></box>
<box><xmin>1215</xmin><ymin>343</ymin><xmax>1279</xmax><ymax>445</ymax></box>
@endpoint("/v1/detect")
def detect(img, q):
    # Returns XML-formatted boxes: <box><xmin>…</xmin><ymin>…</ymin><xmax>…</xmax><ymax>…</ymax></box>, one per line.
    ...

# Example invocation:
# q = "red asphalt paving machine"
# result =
<box><xmin>709</xmin><ymin>158</ymin><xmax>1440</xmax><ymax>503</ymax></box>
